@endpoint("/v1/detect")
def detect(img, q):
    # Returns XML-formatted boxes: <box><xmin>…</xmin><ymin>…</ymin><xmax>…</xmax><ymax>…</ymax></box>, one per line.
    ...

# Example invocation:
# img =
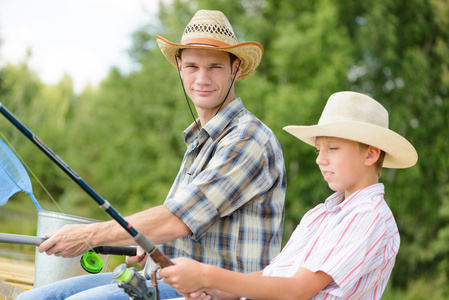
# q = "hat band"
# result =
<box><xmin>181</xmin><ymin>38</ymin><xmax>232</xmax><ymax>48</ymax></box>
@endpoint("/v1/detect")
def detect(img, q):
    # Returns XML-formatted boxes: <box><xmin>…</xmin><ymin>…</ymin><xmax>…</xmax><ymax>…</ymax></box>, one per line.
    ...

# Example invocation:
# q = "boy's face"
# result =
<box><xmin>177</xmin><ymin>48</ymin><xmax>241</xmax><ymax>119</ymax></box>
<box><xmin>315</xmin><ymin>137</ymin><xmax>379</xmax><ymax>198</ymax></box>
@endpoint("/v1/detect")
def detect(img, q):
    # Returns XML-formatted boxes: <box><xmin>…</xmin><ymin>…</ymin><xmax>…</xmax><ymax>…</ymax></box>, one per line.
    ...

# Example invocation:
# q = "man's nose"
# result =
<box><xmin>195</xmin><ymin>68</ymin><xmax>212</xmax><ymax>85</ymax></box>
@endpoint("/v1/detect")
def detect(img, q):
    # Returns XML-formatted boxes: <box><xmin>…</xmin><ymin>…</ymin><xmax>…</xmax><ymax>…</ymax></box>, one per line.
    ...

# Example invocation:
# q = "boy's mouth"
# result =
<box><xmin>322</xmin><ymin>171</ymin><xmax>333</xmax><ymax>181</ymax></box>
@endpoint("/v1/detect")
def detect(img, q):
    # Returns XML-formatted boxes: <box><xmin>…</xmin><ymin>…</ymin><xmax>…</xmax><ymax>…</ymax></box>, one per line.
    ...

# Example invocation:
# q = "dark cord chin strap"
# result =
<box><xmin>175</xmin><ymin>55</ymin><xmax>242</xmax><ymax>132</ymax></box>
<box><xmin>176</xmin><ymin>55</ymin><xmax>201</xmax><ymax>132</ymax></box>
<box><xmin>214</xmin><ymin>59</ymin><xmax>242</xmax><ymax>117</ymax></box>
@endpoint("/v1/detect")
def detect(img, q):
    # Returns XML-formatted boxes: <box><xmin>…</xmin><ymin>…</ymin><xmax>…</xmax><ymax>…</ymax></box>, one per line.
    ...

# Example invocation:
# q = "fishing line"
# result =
<box><xmin>0</xmin><ymin>130</ymin><xmax>124</xmax><ymax>273</ymax></box>
<box><xmin>0</xmin><ymin>103</ymin><xmax>172</xmax><ymax>278</ymax></box>
<box><xmin>0</xmin><ymin>130</ymin><xmax>62</xmax><ymax>213</ymax></box>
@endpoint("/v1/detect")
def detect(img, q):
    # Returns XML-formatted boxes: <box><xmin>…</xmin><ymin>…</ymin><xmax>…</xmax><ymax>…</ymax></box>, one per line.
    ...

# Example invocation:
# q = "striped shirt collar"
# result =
<box><xmin>324</xmin><ymin>183</ymin><xmax>385</xmax><ymax>212</ymax></box>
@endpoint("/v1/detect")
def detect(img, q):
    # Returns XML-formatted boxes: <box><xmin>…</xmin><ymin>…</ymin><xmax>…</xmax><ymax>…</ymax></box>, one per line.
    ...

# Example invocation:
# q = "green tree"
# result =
<box><xmin>1</xmin><ymin>0</ymin><xmax>448</xmax><ymax>296</ymax></box>
<box><xmin>339</xmin><ymin>0</ymin><xmax>449</xmax><ymax>296</ymax></box>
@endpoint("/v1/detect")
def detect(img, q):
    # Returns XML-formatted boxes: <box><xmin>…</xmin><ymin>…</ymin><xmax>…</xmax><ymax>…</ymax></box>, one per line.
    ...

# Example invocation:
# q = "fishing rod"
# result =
<box><xmin>0</xmin><ymin>103</ymin><xmax>173</xmax><ymax>299</ymax></box>
<box><xmin>0</xmin><ymin>233</ymin><xmax>137</xmax><ymax>273</ymax></box>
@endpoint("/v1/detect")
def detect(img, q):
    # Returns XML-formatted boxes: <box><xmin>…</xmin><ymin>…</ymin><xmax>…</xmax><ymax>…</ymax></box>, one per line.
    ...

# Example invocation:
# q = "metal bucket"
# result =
<box><xmin>34</xmin><ymin>210</ymin><xmax>110</xmax><ymax>287</ymax></box>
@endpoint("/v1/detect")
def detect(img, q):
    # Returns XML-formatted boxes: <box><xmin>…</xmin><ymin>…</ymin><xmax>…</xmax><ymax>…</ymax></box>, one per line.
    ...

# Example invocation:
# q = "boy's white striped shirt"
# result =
<box><xmin>261</xmin><ymin>183</ymin><xmax>399</xmax><ymax>299</ymax></box>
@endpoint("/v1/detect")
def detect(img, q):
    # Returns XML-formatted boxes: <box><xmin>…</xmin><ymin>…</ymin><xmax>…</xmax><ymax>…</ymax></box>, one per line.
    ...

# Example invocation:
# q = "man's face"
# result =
<box><xmin>177</xmin><ymin>48</ymin><xmax>240</xmax><ymax>118</ymax></box>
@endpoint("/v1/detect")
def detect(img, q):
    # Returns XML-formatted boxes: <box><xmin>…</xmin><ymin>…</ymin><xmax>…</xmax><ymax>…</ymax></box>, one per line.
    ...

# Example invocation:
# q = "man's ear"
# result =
<box><xmin>232</xmin><ymin>59</ymin><xmax>242</xmax><ymax>79</ymax></box>
<box><xmin>176</xmin><ymin>56</ymin><xmax>183</xmax><ymax>78</ymax></box>
<box><xmin>365</xmin><ymin>146</ymin><xmax>381</xmax><ymax>166</ymax></box>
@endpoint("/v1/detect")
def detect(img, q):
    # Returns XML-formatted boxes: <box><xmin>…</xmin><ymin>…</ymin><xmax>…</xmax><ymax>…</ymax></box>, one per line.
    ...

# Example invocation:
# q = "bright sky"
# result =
<box><xmin>0</xmin><ymin>0</ymin><xmax>160</xmax><ymax>93</ymax></box>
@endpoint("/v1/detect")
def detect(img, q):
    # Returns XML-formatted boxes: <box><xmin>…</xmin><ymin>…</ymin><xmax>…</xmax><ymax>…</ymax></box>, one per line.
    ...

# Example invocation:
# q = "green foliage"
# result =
<box><xmin>338</xmin><ymin>0</ymin><xmax>449</xmax><ymax>293</ymax></box>
<box><xmin>0</xmin><ymin>0</ymin><xmax>448</xmax><ymax>296</ymax></box>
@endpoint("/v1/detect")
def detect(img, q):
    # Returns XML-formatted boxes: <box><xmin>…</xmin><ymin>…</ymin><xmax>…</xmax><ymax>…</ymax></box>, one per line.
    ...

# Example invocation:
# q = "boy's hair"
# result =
<box><xmin>357</xmin><ymin>142</ymin><xmax>386</xmax><ymax>178</ymax></box>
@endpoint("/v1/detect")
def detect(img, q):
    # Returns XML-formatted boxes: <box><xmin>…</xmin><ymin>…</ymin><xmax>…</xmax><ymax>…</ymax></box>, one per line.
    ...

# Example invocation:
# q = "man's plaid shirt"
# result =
<box><xmin>160</xmin><ymin>98</ymin><xmax>286</xmax><ymax>273</ymax></box>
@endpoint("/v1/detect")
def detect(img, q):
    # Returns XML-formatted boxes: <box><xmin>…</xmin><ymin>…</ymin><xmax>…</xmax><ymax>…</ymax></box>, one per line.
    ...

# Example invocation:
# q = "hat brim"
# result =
<box><xmin>283</xmin><ymin>122</ymin><xmax>418</xmax><ymax>169</ymax></box>
<box><xmin>156</xmin><ymin>35</ymin><xmax>263</xmax><ymax>81</ymax></box>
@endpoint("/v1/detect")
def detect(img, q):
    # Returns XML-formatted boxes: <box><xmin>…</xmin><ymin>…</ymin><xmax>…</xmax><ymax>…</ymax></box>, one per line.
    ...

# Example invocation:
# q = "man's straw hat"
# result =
<box><xmin>156</xmin><ymin>10</ymin><xmax>263</xmax><ymax>81</ymax></box>
<box><xmin>283</xmin><ymin>91</ymin><xmax>418</xmax><ymax>169</ymax></box>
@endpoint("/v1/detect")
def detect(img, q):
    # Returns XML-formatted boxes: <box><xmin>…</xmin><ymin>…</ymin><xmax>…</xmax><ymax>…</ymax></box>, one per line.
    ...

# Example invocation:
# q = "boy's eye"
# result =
<box><xmin>315</xmin><ymin>149</ymin><xmax>320</xmax><ymax>154</ymax></box>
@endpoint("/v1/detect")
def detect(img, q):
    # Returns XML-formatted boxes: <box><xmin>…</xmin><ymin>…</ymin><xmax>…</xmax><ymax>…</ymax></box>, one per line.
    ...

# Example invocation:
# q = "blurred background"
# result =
<box><xmin>0</xmin><ymin>0</ymin><xmax>448</xmax><ymax>298</ymax></box>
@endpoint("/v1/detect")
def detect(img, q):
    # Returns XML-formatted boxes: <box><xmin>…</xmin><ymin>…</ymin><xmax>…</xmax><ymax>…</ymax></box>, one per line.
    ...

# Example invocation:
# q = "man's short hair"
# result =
<box><xmin>178</xmin><ymin>49</ymin><xmax>239</xmax><ymax>66</ymax></box>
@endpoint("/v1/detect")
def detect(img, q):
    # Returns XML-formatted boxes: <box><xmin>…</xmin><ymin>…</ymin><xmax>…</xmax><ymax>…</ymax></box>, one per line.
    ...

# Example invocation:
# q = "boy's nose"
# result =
<box><xmin>316</xmin><ymin>151</ymin><xmax>327</xmax><ymax>165</ymax></box>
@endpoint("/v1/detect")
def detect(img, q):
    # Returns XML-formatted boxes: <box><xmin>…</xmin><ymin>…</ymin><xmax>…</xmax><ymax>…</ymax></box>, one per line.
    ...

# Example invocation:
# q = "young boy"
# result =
<box><xmin>159</xmin><ymin>91</ymin><xmax>418</xmax><ymax>300</ymax></box>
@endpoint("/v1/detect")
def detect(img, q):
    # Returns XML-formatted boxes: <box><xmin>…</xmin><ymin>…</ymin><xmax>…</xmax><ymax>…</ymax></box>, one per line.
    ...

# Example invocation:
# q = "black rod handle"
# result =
<box><xmin>0</xmin><ymin>233</ymin><xmax>137</xmax><ymax>256</ymax></box>
<box><xmin>93</xmin><ymin>246</ymin><xmax>137</xmax><ymax>256</ymax></box>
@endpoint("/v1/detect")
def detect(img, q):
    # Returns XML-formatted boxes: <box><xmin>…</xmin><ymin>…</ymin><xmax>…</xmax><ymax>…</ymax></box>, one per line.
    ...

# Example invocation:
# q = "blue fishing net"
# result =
<box><xmin>0</xmin><ymin>138</ymin><xmax>42</xmax><ymax>210</ymax></box>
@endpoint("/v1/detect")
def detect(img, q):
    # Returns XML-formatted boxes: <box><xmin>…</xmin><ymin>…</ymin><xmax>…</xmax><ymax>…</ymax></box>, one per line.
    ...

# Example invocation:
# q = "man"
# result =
<box><xmin>17</xmin><ymin>10</ymin><xmax>286</xmax><ymax>300</ymax></box>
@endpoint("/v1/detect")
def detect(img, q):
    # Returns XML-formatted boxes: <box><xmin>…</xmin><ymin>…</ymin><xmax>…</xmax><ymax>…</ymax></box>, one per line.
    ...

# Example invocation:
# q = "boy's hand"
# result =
<box><xmin>160</xmin><ymin>257</ymin><xmax>205</xmax><ymax>293</ymax></box>
<box><xmin>188</xmin><ymin>289</ymin><xmax>239</xmax><ymax>300</ymax></box>
<box><xmin>186</xmin><ymin>290</ymin><xmax>212</xmax><ymax>300</ymax></box>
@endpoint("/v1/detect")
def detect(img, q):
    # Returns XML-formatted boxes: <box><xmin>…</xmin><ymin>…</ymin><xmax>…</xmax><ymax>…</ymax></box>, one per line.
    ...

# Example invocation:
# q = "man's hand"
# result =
<box><xmin>126</xmin><ymin>246</ymin><xmax>148</xmax><ymax>267</ymax></box>
<box><xmin>37</xmin><ymin>223</ymin><xmax>93</xmax><ymax>258</ymax></box>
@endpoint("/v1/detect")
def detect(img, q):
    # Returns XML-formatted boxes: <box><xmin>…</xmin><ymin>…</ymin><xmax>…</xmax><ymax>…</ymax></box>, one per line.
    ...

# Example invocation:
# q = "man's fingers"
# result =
<box><xmin>126</xmin><ymin>249</ymin><xmax>147</xmax><ymax>265</ymax></box>
<box><xmin>37</xmin><ymin>237</ymin><xmax>56</xmax><ymax>253</ymax></box>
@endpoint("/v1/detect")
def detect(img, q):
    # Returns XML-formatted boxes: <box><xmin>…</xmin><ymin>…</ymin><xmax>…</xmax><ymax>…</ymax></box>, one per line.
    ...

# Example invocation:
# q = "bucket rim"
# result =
<box><xmin>37</xmin><ymin>210</ymin><xmax>100</xmax><ymax>224</ymax></box>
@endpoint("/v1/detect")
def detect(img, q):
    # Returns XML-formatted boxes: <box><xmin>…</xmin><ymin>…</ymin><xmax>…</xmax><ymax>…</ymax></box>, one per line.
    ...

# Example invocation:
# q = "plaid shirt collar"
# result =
<box><xmin>183</xmin><ymin>98</ymin><xmax>245</xmax><ymax>149</ymax></box>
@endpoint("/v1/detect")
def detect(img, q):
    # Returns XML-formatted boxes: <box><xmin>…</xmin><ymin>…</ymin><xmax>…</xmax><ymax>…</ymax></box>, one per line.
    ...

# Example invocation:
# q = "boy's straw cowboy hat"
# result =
<box><xmin>156</xmin><ymin>10</ymin><xmax>263</xmax><ymax>81</ymax></box>
<box><xmin>283</xmin><ymin>91</ymin><xmax>418</xmax><ymax>169</ymax></box>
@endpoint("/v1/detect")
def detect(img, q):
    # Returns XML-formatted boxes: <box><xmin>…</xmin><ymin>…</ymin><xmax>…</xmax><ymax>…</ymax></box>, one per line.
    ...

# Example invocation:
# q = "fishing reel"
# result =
<box><xmin>77</xmin><ymin>246</ymin><xmax>161</xmax><ymax>299</ymax></box>
<box><xmin>80</xmin><ymin>250</ymin><xmax>104</xmax><ymax>274</ymax></box>
<box><xmin>113</xmin><ymin>263</ymin><xmax>159</xmax><ymax>300</ymax></box>
<box><xmin>80</xmin><ymin>246</ymin><xmax>138</xmax><ymax>274</ymax></box>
